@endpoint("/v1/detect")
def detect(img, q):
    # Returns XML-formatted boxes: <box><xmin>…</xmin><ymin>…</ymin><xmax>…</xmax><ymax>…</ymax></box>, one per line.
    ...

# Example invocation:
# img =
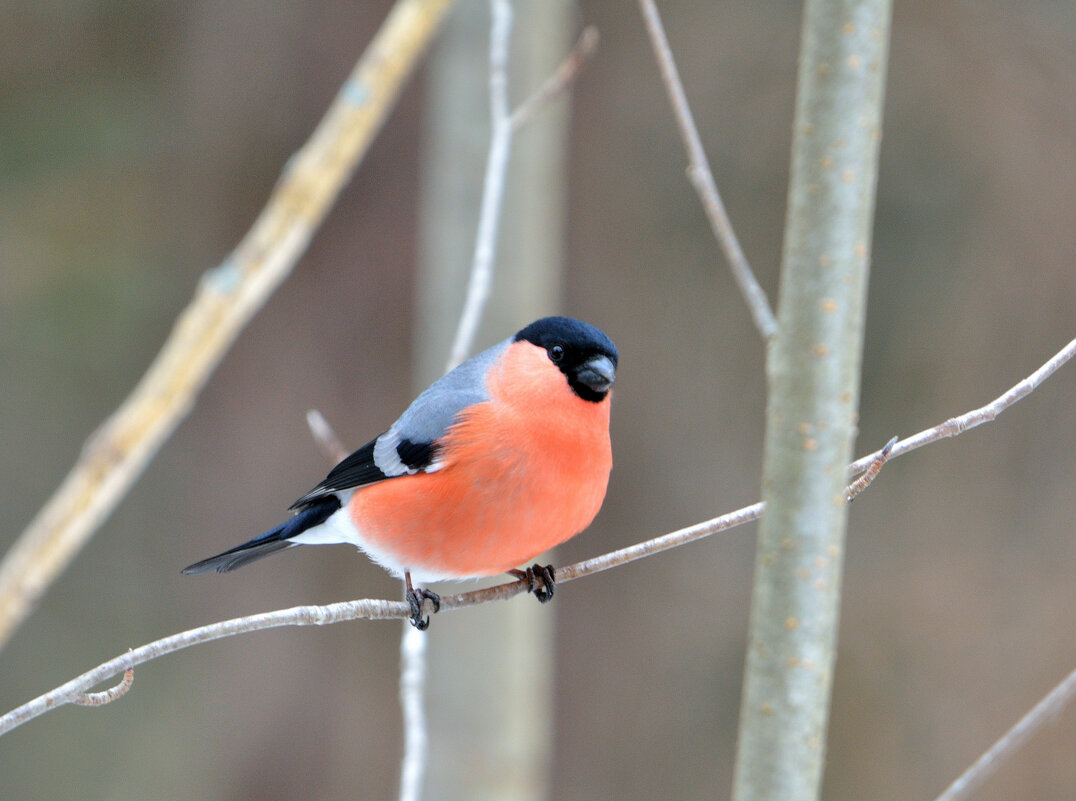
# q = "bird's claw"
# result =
<box><xmin>511</xmin><ymin>563</ymin><xmax>556</xmax><ymax>603</ymax></box>
<box><xmin>406</xmin><ymin>587</ymin><xmax>441</xmax><ymax>630</ymax></box>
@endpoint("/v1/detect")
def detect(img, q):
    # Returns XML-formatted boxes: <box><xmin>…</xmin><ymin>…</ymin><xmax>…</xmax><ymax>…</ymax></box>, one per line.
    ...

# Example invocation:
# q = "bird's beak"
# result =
<box><xmin>576</xmin><ymin>354</ymin><xmax>616</xmax><ymax>393</ymax></box>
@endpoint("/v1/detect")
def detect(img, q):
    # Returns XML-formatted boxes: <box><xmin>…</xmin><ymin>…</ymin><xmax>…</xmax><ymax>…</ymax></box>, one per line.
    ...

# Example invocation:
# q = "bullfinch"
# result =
<box><xmin>183</xmin><ymin>316</ymin><xmax>617</xmax><ymax>629</ymax></box>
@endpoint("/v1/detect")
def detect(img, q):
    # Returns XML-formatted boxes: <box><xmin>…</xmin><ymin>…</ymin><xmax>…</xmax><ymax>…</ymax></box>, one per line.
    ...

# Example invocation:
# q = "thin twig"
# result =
<box><xmin>0</xmin><ymin>0</ymin><xmax>458</xmax><ymax>654</ymax></box>
<box><xmin>637</xmin><ymin>0</ymin><xmax>777</xmax><ymax>340</ymax></box>
<box><xmin>72</xmin><ymin>667</ymin><xmax>134</xmax><ymax>707</ymax></box>
<box><xmin>0</xmin><ymin>506</ymin><xmax>758</xmax><ymax>737</ymax></box>
<box><xmin>307</xmin><ymin>409</ymin><xmax>431</xmax><ymax>801</ymax></box>
<box><xmin>306</xmin><ymin>409</ymin><xmax>350</xmax><ymax>462</ymax></box>
<box><xmin>408</xmin><ymin>9</ymin><xmax>595</xmax><ymax>799</ymax></box>
<box><xmin>445</xmin><ymin>0</ymin><xmax>515</xmax><ymax>372</ymax></box>
<box><xmin>918</xmin><ymin>342</ymin><xmax>1076</xmax><ymax>801</ymax></box>
<box><xmin>510</xmin><ymin>26</ymin><xmax>599</xmax><ymax>130</ymax></box>
<box><xmin>848</xmin><ymin>337</ymin><xmax>1076</xmax><ymax>477</ymax></box>
<box><xmin>446</xmin><ymin>15</ymin><xmax>596</xmax><ymax>373</ymax></box>
<box><xmin>0</xmin><ymin>598</ymin><xmax>403</xmax><ymax>736</ymax></box>
<box><xmin>933</xmin><ymin>665</ymin><xmax>1076</xmax><ymax>801</ymax></box>
<box><xmin>846</xmin><ymin>436</ymin><xmax>897</xmax><ymax>501</ymax></box>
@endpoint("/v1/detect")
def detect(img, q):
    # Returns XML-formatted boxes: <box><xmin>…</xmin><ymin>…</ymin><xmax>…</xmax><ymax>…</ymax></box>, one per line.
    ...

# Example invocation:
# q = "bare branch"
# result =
<box><xmin>732</xmin><ymin>2</ymin><xmax>891</xmax><ymax>796</ymax></box>
<box><xmin>0</xmin><ymin>0</ymin><xmax>458</xmax><ymax>653</ymax></box>
<box><xmin>445</xmin><ymin>11</ymin><xmax>597</xmax><ymax>375</ymax></box>
<box><xmin>72</xmin><ymin>667</ymin><xmax>134</xmax><ymax>708</ymax></box>
<box><xmin>849</xmin><ymin>337</ymin><xmax>1076</xmax><ymax>477</ymax></box>
<box><xmin>413</xmin><ymin>6</ymin><xmax>592</xmax><ymax>798</ymax></box>
<box><xmin>1</xmin><ymin>331</ymin><xmax>1070</xmax><ymax>743</ymax></box>
<box><xmin>309</xmin><ymin>405</ymin><xmax>431</xmax><ymax>801</ymax></box>
<box><xmin>917</xmin><ymin>343</ymin><xmax>1076</xmax><ymax>801</ymax></box>
<box><xmin>0</xmin><ymin>448</ymin><xmax>861</xmax><ymax>737</ymax></box>
<box><xmin>846</xmin><ymin>436</ymin><xmax>897</xmax><ymax>501</ymax></box>
<box><xmin>637</xmin><ymin>0</ymin><xmax>777</xmax><ymax>340</ymax></box>
<box><xmin>306</xmin><ymin>409</ymin><xmax>350</xmax><ymax>462</ymax></box>
<box><xmin>405</xmin><ymin>4</ymin><xmax>520</xmax><ymax>798</ymax></box>
<box><xmin>0</xmin><ymin>514</ymin><xmax>752</xmax><ymax>737</ymax></box>
<box><xmin>0</xmin><ymin>598</ymin><xmax>402</xmax><ymax>736</ymax></box>
<box><xmin>445</xmin><ymin>0</ymin><xmax>515</xmax><ymax>372</ymax></box>
<box><xmin>510</xmin><ymin>26</ymin><xmax>599</xmax><ymax>130</ymax></box>
<box><xmin>398</xmin><ymin>626</ymin><xmax>429</xmax><ymax>801</ymax></box>
<box><xmin>934</xmin><ymin>664</ymin><xmax>1076</xmax><ymax>801</ymax></box>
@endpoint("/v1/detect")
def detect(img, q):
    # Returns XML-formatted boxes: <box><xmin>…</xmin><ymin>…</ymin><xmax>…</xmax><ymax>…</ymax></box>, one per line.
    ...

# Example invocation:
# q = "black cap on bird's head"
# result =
<box><xmin>514</xmin><ymin>316</ymin><xmax>618</xmax><ymax>403</ymax></box>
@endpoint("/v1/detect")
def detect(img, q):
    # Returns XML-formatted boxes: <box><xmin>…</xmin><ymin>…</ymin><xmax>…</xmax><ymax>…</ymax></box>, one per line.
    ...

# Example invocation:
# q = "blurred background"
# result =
<box><xmin>1</xmin><ymin>1</ymin><xmax>1074</xmax><ymax>799</ymax></box>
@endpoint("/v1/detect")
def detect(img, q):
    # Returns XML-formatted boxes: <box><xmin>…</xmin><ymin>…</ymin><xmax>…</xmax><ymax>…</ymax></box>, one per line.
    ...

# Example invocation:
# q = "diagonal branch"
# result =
<box><xmin>848</xmin><ymin>336</ymin><xmax>1076</xmax><ymax>477</ymax></box>
<box><xmin>0</xmin><ymin>444</ymin><xmax>892</xmax><ymax>738</ymax></box>
<box><xmin>637</xmin><ymin>0</ymin><xmax>777</xmax><ymax>340</ymax></box>
<box><xmin>933</xmin><ymin>663</ymin><xmax>1076</xmax><ymax>801</ymax></box>
<box><xmin>510</xmin><ymin>25</ymin><xmax>599</xmax><ymax>130</ymax></box>
<box><xmin>0</xmin><ymin>0</ymin><xmax>458</xmax><ymax>654</ymax></box>
<box><xmin>0</xmin><ymin>335</ymin><xmax>1071</xmax><ymax>748</ymax></box>
<box><xmin>0</xmin><ymin>508</ymin><xmax>759</xmax><ymax>738</ymax></box>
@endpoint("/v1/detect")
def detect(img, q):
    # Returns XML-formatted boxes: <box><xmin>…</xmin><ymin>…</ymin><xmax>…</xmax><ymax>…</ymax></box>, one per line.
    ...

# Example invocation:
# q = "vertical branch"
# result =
<box><xmin>398</xmin><ymin>626</ymin><xmax>429</xmax><ymax>801</ymax></box>
<box><xmin>413</xmin><ymin>1</ymin><xmax>576</xmax><ymax>799</ymax></box>
<box><xmin>731</xmin><ymin>2</ymin><xmax>892</xmax><ymax>801</ymax></box>
<box><xmin>402</xmin><ymin>3</ymin><xmax>519</xmax><ymax>800</ymax></box>
<box><xmin>445</xmin><ymin>0</ymin><xmax>515</xmax><ymax>372</ymax></box>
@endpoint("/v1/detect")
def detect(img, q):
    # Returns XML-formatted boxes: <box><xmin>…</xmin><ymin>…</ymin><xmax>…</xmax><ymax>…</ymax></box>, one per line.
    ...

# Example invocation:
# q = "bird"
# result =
<box><xmin>183</xmin><ymin>316</ymin><xmax>617</xmax><ymax>629</ymax></box>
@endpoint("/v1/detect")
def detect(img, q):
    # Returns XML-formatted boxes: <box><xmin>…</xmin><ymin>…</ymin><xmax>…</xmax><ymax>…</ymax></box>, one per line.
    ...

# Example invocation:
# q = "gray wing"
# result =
<box><xmin>289</xmin><ymin>339</ymin><xmax>507</xmax><ymax>509</ymax></box>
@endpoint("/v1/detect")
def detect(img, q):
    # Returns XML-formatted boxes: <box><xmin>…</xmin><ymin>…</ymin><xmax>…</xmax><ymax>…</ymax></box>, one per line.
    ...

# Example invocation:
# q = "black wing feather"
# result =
<box><xmin>289</xmin><ymin>438</ymin><xmax>386</xmax><ymax>510</ymax></box>
<box><xmin>287</xmin><ymin>434</ymin><xmax>437</xmax><ymax>510</ymax></box>
<box><xmin>395</xmin><ymin>438</ymin><xmax>437</xmax><ymax>472</ymax></box>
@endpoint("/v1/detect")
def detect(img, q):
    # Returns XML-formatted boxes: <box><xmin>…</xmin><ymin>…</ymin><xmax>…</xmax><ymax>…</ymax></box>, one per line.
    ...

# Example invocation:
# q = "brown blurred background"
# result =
<box><xmin>1</xmin><ymin>2</ymin><xmax>1075</xmax><ymax>799</ymax></box>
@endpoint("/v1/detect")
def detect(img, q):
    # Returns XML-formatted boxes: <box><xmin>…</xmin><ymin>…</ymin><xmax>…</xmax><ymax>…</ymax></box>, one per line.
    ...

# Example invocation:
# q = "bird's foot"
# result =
<box><xmin>406</xmin><ymin>587</ymin><xmax>440</xmax><ymax>630</ymax></box>
<box><xmin>510</xmin><ymin>563</ymin><xmax>556</xmax><ymax>603</ymax></box>
<box><xmin>404</xmin><ymin>572</ymin><xmax>440</xmax><ymax>630</ymax></box>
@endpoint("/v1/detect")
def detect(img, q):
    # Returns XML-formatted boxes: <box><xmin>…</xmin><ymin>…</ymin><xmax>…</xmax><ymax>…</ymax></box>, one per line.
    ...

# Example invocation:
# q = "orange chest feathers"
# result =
<box><xmin>445</xmin><ymin>342</ymin><xmax>612</xmax><ymax>496</ymax></box>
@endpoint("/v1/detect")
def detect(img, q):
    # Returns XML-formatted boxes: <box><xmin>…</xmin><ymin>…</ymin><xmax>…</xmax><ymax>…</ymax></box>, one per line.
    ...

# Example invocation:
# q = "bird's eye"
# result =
<box><xmin>549</xmin><ymin>344</ymin><xmax>565</xmax><ymax>362</ymax></box>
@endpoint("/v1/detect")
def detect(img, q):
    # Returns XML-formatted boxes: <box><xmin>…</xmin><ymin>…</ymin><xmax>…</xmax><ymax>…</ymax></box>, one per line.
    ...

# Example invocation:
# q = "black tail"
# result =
<box><xmin>182</xmin><ymin>497</ymin><xmax>341</xmax><ymax>575</ymax></box>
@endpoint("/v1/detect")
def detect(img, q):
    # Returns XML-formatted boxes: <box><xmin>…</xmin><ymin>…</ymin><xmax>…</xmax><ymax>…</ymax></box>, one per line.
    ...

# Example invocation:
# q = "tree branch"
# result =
<box><xmin>509</xmin><ymin>25</ymin><xmax>599</xmax><ymax>131</ymax></box>
<box><xmin>0</xmin><ymin>507</ymin><xmax>758</xmax><ymax>738</ymax></box>
<box><xmin>849</xmin><ymin>336</ymin><xmax>1076</xmax><ymax>476</ymax></box>
<box><xmin>399</xmin><ymin>617</ymin><xmax>430</xmax><ymax>801</ymax></box>
<box><xmin>305</xmin><ymin>410</ymin><xmax>350</xmax><ymax>463</ymax></box>
<box><xmin>444</xmin><ymin>8</ymin><xmax>598</xmax><ymax>375</ymax></box>
<box><xmin>0</xmin><ymin>598</ymin><xmax>402</xmax><ymax>736</ymax></box>
<box><xmin>444</xmin><ymin>0</ymin><xmax>515</xmax><ymax>373</ymax></box>
<box><xmin>0</xmin><ymin>444</ymin><xmax>892</xmax><ymax>738</ymax></box>
<box><xmin>3</xmin><ymin>331</ymin><xmax>1071</xmax><ymax>740</ymax></box>
<box><xmin>0</xmin><ymin>0</ymin><xmax>457</xmax><ymax>654</ymax></box>
<box><xmin>4</xmin><ymin>333</ymin><xmax>1071</xmax><ymax>753</ymax></box>
<box><xmin>417</xmin><ymin>6</ymin><xmax>589</xmax><ymax>799</ymax></box>
<box><xmin>72</xmin><ymin>667</ymin><xmax>134</xmax><ymax>708</ymax></box>
<box><xmin>637</xmin><ymin>0</ymin><xmax>777</xmax><ymax>340</ymax></box>
<box><xmin>918</xmin><ymin>341</ymin><xmax>1076</xmax><ymax>800</ymax></box>
<box><xmin>933</xmin><ymin>663</ymin><xmax>1076</xmax><ymax>801</ymax></box>
<box><xmin>732</xmin><ymin>2</ymin><xmax>892</xmax><ymax>798</ymax></box>
<box><xmin>404</xmin><ymin>4</ymin><xmax>517</xmax><ymax>799</ymax></box>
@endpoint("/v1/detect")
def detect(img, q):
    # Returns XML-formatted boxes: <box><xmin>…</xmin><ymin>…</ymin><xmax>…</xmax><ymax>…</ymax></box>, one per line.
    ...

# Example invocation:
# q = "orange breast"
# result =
<box><xmin>349</xmin><ymin>343</ymin><xmax>612</xmax><ymax>578</ymax></box>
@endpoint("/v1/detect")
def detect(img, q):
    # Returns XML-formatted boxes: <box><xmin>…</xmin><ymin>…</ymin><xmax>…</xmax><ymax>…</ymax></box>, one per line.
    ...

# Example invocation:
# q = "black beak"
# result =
<box><xmin>575</xmin><ymin>354</ymin><xmax>616</xmax><ymax>393</ymax></box>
